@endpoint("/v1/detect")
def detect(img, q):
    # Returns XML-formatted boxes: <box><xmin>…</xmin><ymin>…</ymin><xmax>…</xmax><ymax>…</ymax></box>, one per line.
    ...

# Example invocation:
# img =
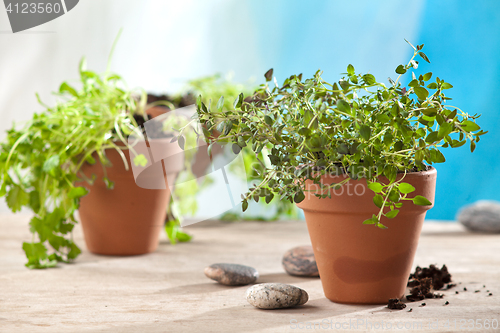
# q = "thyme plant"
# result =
<box><xmin>186</xmin><ymin>74</ymin><xmax>300</xmax><ymax>221</ymax></box>
<box><xmin>196</xmin><ymin>42</ymin><xmax>486</xmax><ymax>228</ymax></box>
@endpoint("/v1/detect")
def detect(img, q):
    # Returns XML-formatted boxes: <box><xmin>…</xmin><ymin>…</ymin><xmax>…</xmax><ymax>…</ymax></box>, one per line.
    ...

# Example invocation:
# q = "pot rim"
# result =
<box><xmin>79</xmin><ymin>137</ymin><xmax>185</xmax><ymax>179</ymax></box>
<box><xmin>296</xmin><ymin>166</ymin><xmax>437</xmax><ymax>214</ymax></box>
<box><xmin>307</xmin><ymin>165</ymin><xmax>436</xmax><ymax>182</ymax></box>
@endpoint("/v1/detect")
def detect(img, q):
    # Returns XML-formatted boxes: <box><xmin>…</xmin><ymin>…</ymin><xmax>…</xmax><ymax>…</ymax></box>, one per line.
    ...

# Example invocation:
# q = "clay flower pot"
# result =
<box><xmin>296</xmin><ymin>167</ymin><xmax>437</xmax><ymax>304</ymax></box>
<box><xmin>78</xmin><ymin>139</ymin><xmax>184</xmax><ymax>256</ymax></box>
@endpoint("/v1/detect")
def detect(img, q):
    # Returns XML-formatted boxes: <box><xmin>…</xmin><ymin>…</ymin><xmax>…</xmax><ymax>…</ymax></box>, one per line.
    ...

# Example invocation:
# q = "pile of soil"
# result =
<box><xmin>387</xmin><ymin>298</ymin><xmax>406</xmax><ymax>310</ymax></box>
<box><xmin>406</xmin><ymin>264</ymin><xmax>452</xmax><ymax>302</ymax></box>
<box><xmin>387</xmin><ymin>264</ymin><xmax>453</xmax><ymax>310</ymax></box>
<box><xmin>146</xmin><ymin>93</ymin><xmax>195</xmax><ymax>109</ymax></box>
<box><xmin>133</xmin><ymin>93</ymin><xmax>196</xmax><ymax>139</ymax></box>
<box><xmin>406</xmin><ymin>277</ymin><xmax>444</xmax><ymax>301</ymax></box>
<box><xmin>408</xmin><ymin>264</ymin><xmax>452</xmax><ymax>290</ymax></box>
<box><xmin>388</xmin><ymin>264</ymin><xmax>493</xmax><ymax>311</ymax></box>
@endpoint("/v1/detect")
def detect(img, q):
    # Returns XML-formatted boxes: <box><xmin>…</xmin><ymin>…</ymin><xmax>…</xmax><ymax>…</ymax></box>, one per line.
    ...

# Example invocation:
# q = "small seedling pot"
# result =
<box><xmin>77</xmin><ymin>139</ymin><xmax>184</xmax><ymax>256</ymax></box>
<box><xmin>296</xmin><ymin>167</ymin><xmax>437</xmax><ymax>304</ymax></box>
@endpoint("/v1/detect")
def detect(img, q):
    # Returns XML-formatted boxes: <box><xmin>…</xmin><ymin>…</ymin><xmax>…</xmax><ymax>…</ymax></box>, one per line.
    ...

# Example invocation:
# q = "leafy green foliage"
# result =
<box><xmin>186</xmin><ymin>74</ymin><xmax>300</xmax><ymax>221</ymax></box>
<box><xmin>133</xmin><ymin>154</ymin><xmax>148</xmax><ymax>167</ymax></box>
<box><xmin>0</xmin><ymin>58</ymin><xmax>146</xmax><ymax>268</ymax></box>
<box><xmin>196</xmin><ymin>42</ymin><xmax>485</xmax><ymax>228</ymax></box>
<box><xmin>164</xmin><ymin>215</ymin><xmax>192</xmax><ymax>245</ymax></box>
<box><xmin>412</xmin><ymin>195</ymin><xmax>433</xmax><ymax>206</ymax></box>
<box><xmin>163</xmin><ymin>114</ymin><xmax>201</xmax><ymax>240</ymax></box>
<box><xmin>185</xmin><ymin>74</ymin><xmax>254</xmax><ymax>113</ymax></box>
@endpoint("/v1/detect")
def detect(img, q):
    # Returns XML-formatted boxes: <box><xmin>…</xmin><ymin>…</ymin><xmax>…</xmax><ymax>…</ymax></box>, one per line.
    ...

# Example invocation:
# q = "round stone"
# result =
<box><xmin>457</xmin><ymin>201</ymin><xmax>500</xmax><ymax>233</ymax></box>
<box><xmin>282</xmin><ymin>245</ymin><xmax>319</xmax><ymax>277</ymax></box>
<box><xmin>246</xmin><ymin>283</ymin><xmax>309</xmax><ymax>309</ymax></box>
<box><xmin>204</xmin><ymin>263</ymin><xmax>258</xmax><ymax>286</ymax></box>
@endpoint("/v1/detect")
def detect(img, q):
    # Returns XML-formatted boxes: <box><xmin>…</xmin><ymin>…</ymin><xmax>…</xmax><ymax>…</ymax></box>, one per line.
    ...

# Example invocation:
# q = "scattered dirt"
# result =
<box><xmin>406</xmin><ymin>277</ymin><xmax>432</xmax><ymax>301</ymax></box>
<box><xmin>405</xmin><ymin>264</ymin><xmax>452</xmax><ymax>302</ymax></box>
<box><xmin>408</xmin><ymin>264</ymin><xmax>452</xmax><ymax>290</ymax></box>
<box><xmin>406</xmin><ymin>276</ymin><xmax>445</xmax><ymax>302</ymax></box>
<box><xmin>388</xmin><ymin>264</ymin><xmax>455</xmax><ymax>309</ymax></box>
<box><xmin>388</xmin><ymin>298</ymin><xmax>406</xmax><ymax>310</ymax></box>
<box><xmin>387</xmin><ymin>264</ymin><xmax>495</xmax><ymax>311</ymax></box>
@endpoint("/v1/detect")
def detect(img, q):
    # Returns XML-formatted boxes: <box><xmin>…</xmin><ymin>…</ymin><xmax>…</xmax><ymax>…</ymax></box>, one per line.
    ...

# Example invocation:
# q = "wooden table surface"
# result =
<box><xmin>1</xmin><ymin>214</ymin><xmax>499</xmax><ymax>332</ymax></box>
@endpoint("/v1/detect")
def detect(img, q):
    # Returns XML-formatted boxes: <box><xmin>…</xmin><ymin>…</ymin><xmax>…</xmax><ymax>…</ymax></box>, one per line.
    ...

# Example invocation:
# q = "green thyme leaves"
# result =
<box><xmin>196</xmin><ymin>41</ymin><xmax>484</xmax><ymax>229</ymax></box>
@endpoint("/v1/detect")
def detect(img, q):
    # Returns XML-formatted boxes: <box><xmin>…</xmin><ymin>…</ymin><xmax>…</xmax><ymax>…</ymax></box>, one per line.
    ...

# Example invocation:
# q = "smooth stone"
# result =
<box><xmin>282</xmin><ymin>245</ymin><xmax>319</xmax><ymax>277</ymax></box>
<box><xmin>204</xmin><ymin>263</ymin><xmax>258</xmax><ymax>286</ymax></box>
<box><xmin>246</xmin><ymin>283</ymin><xmax>308</xmax><ymax>309</ymax></box>
<box><xmin>457</xmin><ymin>200</ymin><xmax>500</xmax><ymax>233</ymax></box>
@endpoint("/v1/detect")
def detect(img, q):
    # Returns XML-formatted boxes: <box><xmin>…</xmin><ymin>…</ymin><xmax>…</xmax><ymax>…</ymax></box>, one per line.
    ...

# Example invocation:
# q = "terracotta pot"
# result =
<box><xmin>146</xmin><ymin>106</ymin><xmax>168</xmax><ymax>119</ymax></box>
<box><xmin>296</xmin><ymin>167</ymin><xmax>437</xmax><ymax>304</ymax></box>
<box><xmin>77</xmin><ymin>139</ymin><xmax>184</xmax><ymax>255</ymax></box>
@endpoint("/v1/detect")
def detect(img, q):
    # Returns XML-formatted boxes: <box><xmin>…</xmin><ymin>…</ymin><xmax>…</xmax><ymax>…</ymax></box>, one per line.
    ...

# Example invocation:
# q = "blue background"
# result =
<box><xmin>1</xmin><ymin>0</ymin><xmax>498</xmax><ymax>220</ymax></box>
<box><xmin>239</xmin><ymin>0</ymin><xmax>500</xmax><ymax>220</ymax></box>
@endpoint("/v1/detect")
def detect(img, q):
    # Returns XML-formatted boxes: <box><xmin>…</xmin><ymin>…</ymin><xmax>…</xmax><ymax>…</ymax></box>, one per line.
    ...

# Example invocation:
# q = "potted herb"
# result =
<box><xmin>147</xmin><ymin>74</ymin><xmax>299</xmax><ymax>224</ymax></box>
<box><xmin>196</xmin><ymin>42</ymin><xmax>486</xmax><ymax>304</ymax></box>
<box><xmin>188</xmin><ymin>74</ymin><xmax>300</xmax><ymax>221</ymax></box>
<box><xmin>137</xmin><ymin>93</ymin><xmax>196</xmax><ymax>244</ymax></box>
<box><xmin>0</xmin><ymin>55</ymin><xmax>188</xmax><ymax>267</ymax></box>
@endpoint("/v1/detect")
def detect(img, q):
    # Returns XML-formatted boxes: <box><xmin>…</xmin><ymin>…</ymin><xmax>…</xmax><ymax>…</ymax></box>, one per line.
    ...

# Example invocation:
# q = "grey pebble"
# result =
<box><xmin>282</xmin><ymin>245</ymin><xmax>319</xmax><ymax>277</ymax></box>
<box><xmin>204</xmin><ymin>263</ymin><xmax>258</xmax><ymax>286</ymax></box>
<box><xmin>246</xmin><ymin>283</ymin><xmax>308</xmax><ymax>309</ymax></box>
<box><xmin>457</xmin><ymin>201</ymin><xmax>500</xmax><ymax>233</ymax></box>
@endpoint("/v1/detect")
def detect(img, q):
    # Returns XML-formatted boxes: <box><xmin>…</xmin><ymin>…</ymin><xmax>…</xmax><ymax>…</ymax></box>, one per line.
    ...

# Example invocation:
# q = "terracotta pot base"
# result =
<box><xmin>77</xmin><ymin>140</ymin><xmax>183</xmax><ymax>256</ymax></box>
